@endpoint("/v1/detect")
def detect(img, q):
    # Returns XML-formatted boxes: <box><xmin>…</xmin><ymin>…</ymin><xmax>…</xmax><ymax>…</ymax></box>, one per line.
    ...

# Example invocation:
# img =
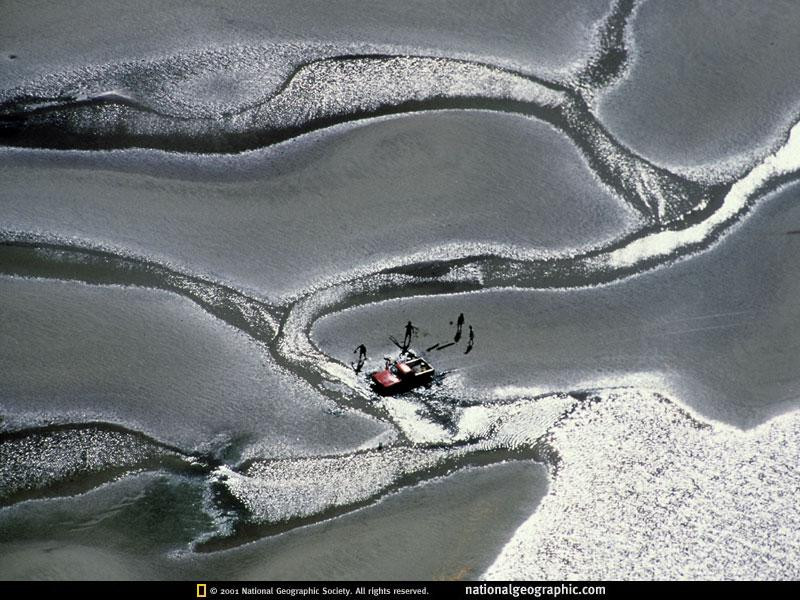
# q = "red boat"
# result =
<box><xmin>371</xmin><ymin>356</ymin><xmax>435</xmax><ymax>395</ymax></box>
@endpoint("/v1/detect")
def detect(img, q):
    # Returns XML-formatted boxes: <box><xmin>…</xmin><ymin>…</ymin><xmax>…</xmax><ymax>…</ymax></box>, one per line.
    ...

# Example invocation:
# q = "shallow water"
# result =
<box><xmin>598</xmin><ymin>0</ymin><xmax>800</xmax><ymax>179</ymax></box>
<box><xmin>0</xmin><ymin>462</ymin><xmax>545</xmax><ymax>580</ymax></box>
<box><xmin>312</xmin><ymin>181</ymin><xmax>800</xmax><ymax>427</ymax></box>
<box><xmin>0</xmin><ymin>111</ymin><xmax>639</xmax><ymax>300</ymax></box>
<box><xmin>0</xmin><ymin>275</ymin><xmax>384</xmax><ymax>454</ymax></box>
<box><xmin>0</xmin><ymin>0</ymin><xmax>608</xmax><ymax>91</ymax></box>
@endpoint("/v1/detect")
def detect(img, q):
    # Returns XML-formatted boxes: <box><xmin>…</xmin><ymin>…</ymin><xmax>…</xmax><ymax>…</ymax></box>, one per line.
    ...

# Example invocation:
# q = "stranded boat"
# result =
<box><xmin>370</xmin><ymin>356</ymin><xmax>435</xmax><ymax>395</ymax></box>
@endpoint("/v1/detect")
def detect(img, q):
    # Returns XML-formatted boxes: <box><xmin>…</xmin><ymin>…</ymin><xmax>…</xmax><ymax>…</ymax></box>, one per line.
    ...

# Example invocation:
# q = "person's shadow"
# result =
<box><xmin>402</xmin><ymin>321</ymin><xmax>418</xmax><ymax>353</ymax></box>
<box><xmin>428</xmin><ymin>314</ymin><xmax>469</xmax><ymax>352</ymax></box>
<box><xmin>454</xmin><ymin>313</ymin><xmax>464</xmax><ymax>343</ymax></box>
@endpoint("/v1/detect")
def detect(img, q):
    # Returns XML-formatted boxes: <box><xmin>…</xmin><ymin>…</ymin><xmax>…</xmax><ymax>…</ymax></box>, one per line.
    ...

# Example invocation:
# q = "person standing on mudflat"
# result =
<box><xmin>465</xmin><ymin>325</ymin><xmax>474</xmax><ymax>354</ymax></box>
<box><xmin>352</xmin><ymin>344</ymin><xmax>367</xmax><ymax>373</ymax></box>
